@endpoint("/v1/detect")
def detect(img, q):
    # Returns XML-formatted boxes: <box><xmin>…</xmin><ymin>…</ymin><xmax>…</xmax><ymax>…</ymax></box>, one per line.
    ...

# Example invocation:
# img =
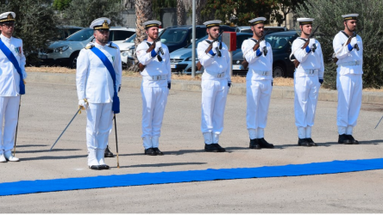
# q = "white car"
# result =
<box><xmin>39</xmin><ymin>27</ymin><xmax>135</xmax><ymax>68</ymax></box>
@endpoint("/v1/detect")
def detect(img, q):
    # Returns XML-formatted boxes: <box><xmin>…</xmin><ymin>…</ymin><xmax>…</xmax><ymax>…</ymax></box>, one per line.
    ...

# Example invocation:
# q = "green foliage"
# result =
<box><xmin>270</xmin><ymin>0</ymin><xmax>306</xmax><ymax>26</ymax></box>
<box><xmin>152</xmin><ymin>0</ymin><xmax>176</xmax><ymax>20</ymax></box>
<box><xmin>201</xmin><ymin>0</ymin><xmax>305</xmax><ymax>26</ymax></box>
<box><xmin>61</xmin><ymin>0</ymin><xmax>124</xmax><ymax>27</ymax></box>
<box><xmin>53</xmin><ymin>0</ymin><xmax>72</xmax><ymax>11</ymax></box>
<box><xmin>297</xmin><ymin>0</ymin><xmax>383</xmax><ymax>89</ymax></box>
<box><xmin>201</xmin><ymin>0</ymin><xmax>275</xmax><ymax>26</ymax></box>
<box><xmin>0</xmin><ymin>0</ymin><xmax>59</xmax><ymax>65</ymax></box>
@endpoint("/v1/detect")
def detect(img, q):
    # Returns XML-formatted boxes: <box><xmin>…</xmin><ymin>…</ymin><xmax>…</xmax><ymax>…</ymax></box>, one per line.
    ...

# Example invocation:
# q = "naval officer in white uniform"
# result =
<box><xmin>0</xmin><ymin>11</ymin><xmax>26</xmax><ymax>163</ymax></box>
<box><xmin>136</xmin><ymin>20</ymin><xmax>171</xmax><ymax>156</ymax></box>
<box><xmin>242</xmin><ymin>17</ymin><xmax>274</xmax><ymax>149</ymax></box>
<box><xmin>197</xmin><ymin>20</ymin><xmax>231</xmax><ymax>152</ymax></box>
<box><xmin>76</xmin><ymin>17</ymin><xmax>122</xmax><ymax>170</ymax></box>
<box><xmin>290</xmin><ymin>18</ymin><xmax>324</xmax><ymax>146</ymax></box>
<box><xmin>333</xmin><ymin>14</ymin><xmax>363</xmax><ymax>144</ymax></box>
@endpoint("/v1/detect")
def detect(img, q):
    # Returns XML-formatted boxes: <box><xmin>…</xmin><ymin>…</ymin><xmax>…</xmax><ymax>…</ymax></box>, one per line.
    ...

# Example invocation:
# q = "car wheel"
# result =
<box><xmin>273</xmin><ymin>64</ymin><xmax>285</xmax><ymax>77</ymax></box>
<box><xmin>69</xmin><ymin>53</ymin><xmax>79</xmax><ymax>69</ymax></box>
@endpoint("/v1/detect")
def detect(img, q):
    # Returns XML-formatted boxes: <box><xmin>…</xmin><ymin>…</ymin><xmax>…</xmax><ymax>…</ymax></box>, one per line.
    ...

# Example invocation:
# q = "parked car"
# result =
<box><xmin>55</xmin><ymin>25</ymin><xmax>83</xmax><ymax>41</ymax></box>
<box><xmin>159</xmin><ymin>25</ymin><xmax>236</xmax><ymax>53</ymax></box>
<box><xmin>169</xmin><ymin>32</ymin><xmax>253</xmax><ymax>75</ymax></box>
<box><xmin>119</xmin><ymin>29</ymin><xmax>164</xmax><ymax>66</ymax></box>
<box><xmin>123</xmin><ymin>26</ymin><xmax>235</xmax><ymax>68</ymax></box>
<box><xmin>236</xmin><ymin>26</ymin><xmax>288</xmax><ymax>35</ymax></box>
<box><xmin>231</xmin><ymin>30</ymin><xmax>299</xmax><ymax>77</ymax></box>
<box><xmin>38</xmin><ymin>27</ymin><xmax>135</xmax><ymax>68</ymax></box>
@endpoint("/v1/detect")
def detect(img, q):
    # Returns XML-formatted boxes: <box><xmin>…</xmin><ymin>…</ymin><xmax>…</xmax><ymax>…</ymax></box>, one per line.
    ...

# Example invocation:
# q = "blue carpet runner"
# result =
<box><xmin>1</xmin><ymin>158</ymin><xmax>383</xmax><ymax>196</ymax></box>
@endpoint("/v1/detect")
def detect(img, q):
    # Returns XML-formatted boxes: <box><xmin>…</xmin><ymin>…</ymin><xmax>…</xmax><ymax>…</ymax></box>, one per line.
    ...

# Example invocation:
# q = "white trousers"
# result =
<box><xmin>0</xmin><ymin>96</ymin><xmax>20</xmax><ymax>153</ymax></box>
<box><xmin>337</xmin><ymin>74</ymin><xmax>362</xmax><ymax>135</ymax></box>
<box><xmin>201</xmin><ymin>79</ymin><xmax>228</xmax><ymax>144</ymax></box>
<box><xmin>294</xmin><ymin>74</ymin><xmax>320</xmax><ymax>138</ymax></box>
<box><xmin>86</xmin><ymin>103</ymin><xmax>113</xmax><ymax>150</ymax></box>
<box><xmin>141</xmin><ymin>86</ymin><xmax>168</xmax><ymax>149</ymax></box>
<box><xmin>246</xmin><ymin>79</ymin><xmax>272</xmax><ymax>139</ymax></box>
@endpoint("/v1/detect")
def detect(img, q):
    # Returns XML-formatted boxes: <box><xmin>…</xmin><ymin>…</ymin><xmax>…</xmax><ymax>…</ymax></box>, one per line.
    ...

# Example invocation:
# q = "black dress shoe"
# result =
<box><xmin>153</xmin><ymin>148</ymin><xmax>164</xmax><ymax>155</ymax></box>
<box><xmin>307</xmin><ymin>138</ymin><xmax>317</xmax><ymax>146</ymax></box>
<box><xmin>99</xmin><ymin>164</ymin><xmax>110</xmax><ymax>170</ymax></box>
<box><xmin>144</xmin><ymin>148</ymin><xmax>157</xmax><ymax>156</ymax></box>
<box><xmin>249</xmin><ymin>139</ymin><xmax>261</xmax><ymax>149</ymax></box>
<box><xmin>213</xmin><ymin>143</ymin><xmax>226</xmax><ymax>152</ymax></box>
<box><xmin>104</xmin><ymin>146</ymin><xmax>114</xmax><ymax>157</ymax></box>
<box><xmin>298</xmin><ymin>138</ymin><xmax>311</xmax><ymax>146</ymax></box>
<box><xmin>89</xmin><ymin>165</ymin><xmax>101</xmax><ymax>170</ymax></box>
<box><xmin>346</xmin><ymin>135</ymin><xmax>359</xmax><ymax>144</ymax></box>
<box><xmin>259</xmin><ymin>138</ymin><xmax>274</xmax><ymax>148</ymax></box>
<box><xmin>338</xmin><ymin>134</ymin><xmax>352</xmax><ymax>144</ymax></box>
<box><xmin>204</xmin><ymin>143</ymin><xmax>226</xmax><ymax>152</ymax></box>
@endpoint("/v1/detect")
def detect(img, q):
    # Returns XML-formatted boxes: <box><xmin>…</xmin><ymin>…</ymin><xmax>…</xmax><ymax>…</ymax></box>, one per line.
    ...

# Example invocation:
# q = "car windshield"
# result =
<box><xmin>266</xmin><ymin>35</ymin><xmax>293</xmax><ymax>49</ymax></box>
<box><xmin>124</xmin><ymin>34</ymin><xmax>136</xmax><ymax>43</ymax></box>
<box><xmin>160</xmin><ymin>28</ymin><xmax>188</xmax><ymax>44</ymax></box>
<box><xmin>66</xmin><ymin>28</ymin><xmax>94</xmax><ymax>41</ymax></box>
<box><xmin>186</xmin><ymin>35</ymin><xmax>208</xmax><ymax>48</ymax></box>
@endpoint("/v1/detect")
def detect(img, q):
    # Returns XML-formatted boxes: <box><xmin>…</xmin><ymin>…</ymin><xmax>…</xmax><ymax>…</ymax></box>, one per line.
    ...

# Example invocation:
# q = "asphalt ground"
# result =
<box><xmin>0</xmin><ymin>76</ymin><xmax>383</xmax><ymax>213</ymax></box>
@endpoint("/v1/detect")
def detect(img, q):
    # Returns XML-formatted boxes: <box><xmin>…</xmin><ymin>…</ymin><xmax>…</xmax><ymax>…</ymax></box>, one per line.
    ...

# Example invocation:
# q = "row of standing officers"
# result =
<box><xmin>0</xmin><ymin>12</ymin><xmax>363</xmax><ymax>170</ymax></box>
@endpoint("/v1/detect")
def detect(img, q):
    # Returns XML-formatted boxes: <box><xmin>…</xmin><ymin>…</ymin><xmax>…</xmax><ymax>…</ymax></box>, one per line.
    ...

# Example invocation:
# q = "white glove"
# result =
<box><xmin>78</xmin><ymin>99</ymin><xmax>88</xmax><ymax>110</ymax></box>
<box><xmin>154</xmin><ymin>41</ymin><xmax>162</xmax><ymax>53</ymax></box>
<box><xmin>212</xmin><ymin>41</ymin><xmax>220</xmax><ymax>52</ymax></box>
<box><xmin>350</xmin><ymin>37</ymin><xmax>357</xmax><ymax>47</ymax></box>
<box><xmin>309</xmin><ymin>39</ymin><xmax>316</xmax><ymax>49</ymax></box>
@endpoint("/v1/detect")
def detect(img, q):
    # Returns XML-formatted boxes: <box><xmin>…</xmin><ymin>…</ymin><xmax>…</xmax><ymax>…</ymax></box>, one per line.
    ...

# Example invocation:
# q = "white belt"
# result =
<box><xmin>305</xmin><ymin>69</ymin><xmax>319</xmax><ymax>74</ymax></box>
<box><xmin>338</xmin><ymin>60</ymin><xmax>361</xmax><ymax>67</ymax></box>
<box><xmin>144</xmin><ymin>75</ymin><xmax>167</xmax><ymax>81</ymax></box>
<box><xmin>214</xmin><ymin>72</ymin><xmax>225</xmax><ymax>78</ymax></box>
<box><xmin>253</xmin><ymin>70</ymin><xmax>270</xmax><ymax>76</ymax></box>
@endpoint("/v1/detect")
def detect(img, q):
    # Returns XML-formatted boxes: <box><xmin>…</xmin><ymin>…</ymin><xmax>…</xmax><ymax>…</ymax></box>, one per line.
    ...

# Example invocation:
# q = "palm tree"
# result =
<box><xmin>130</xmin><ymin>0</ymin><xmax>153</xmax><ymax>71</ymax></box>
<box><xmin>177</xmin><ymin>0</ymin><xmax>186</xmax><ymax>26</ymax></box>
<box><xmin>179</xmin><ymin>0</ymin><xmax>208</xmax><ymax>25</ymax></box>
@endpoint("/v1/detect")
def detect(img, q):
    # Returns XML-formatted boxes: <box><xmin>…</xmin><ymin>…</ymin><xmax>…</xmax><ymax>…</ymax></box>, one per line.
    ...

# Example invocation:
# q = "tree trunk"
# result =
<box><xmin>177</xmin><ymin>0</ymin><xmax>186</xmax><ymax>25</ymax></box>
<box><xmin>130</xmin><ymin>0</ymin><xmax>153</xmax><ymax>72</ymax></box>
<box><xmin>196</xmin><ymin>0</ymin><xmax>208</xmax><ymax>24</ymax></box>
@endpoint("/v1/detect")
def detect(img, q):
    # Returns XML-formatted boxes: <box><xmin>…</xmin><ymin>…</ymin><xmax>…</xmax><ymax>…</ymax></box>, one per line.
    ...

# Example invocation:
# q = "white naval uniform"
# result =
<box><xmin>0</xmin><ymin>34</ymin><xmax>26</xmax><ymax>155</ymax></box>
<box><xmin>76</xmin><ymin>42</ymin><xmax>122</xmax><ymax>166</ymax></box>
<box><xmin>291</xmin><ymin>37</ymin><xmax>324</xmax><ymax>139</ymax></box>
<box><xmin>242</xmin><ymin>38</ymin><xmax>273</xmax><ymax>139</ymax></box>
<box><xmin>197</xmin><ymin>40</ymin><xmax>231</xmax><ymax>144</ymax></box>
<box><xmin>333</xmin><ymin>31</ymin><xmax>363</xmax><ymax>135</ymax></box>
<box><xmin>136</xmin><ymin>41</ymin><xmax>171</xmax><ymax>149</ymax></box>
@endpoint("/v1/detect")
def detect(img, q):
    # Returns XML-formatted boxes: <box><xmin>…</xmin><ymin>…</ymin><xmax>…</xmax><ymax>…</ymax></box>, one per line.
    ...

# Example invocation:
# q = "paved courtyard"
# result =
<box><xmin>0</xmin><ymin>77</ymin><xmax>382</xmax><ymax>213</ymax></box>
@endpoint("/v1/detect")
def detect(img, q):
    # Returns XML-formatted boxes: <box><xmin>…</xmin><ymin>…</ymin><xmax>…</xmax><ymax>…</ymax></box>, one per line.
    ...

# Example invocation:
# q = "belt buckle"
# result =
<box><xmin>153</xmin><ymin>75</ymin><xmax>159</xmax><ymax>80</ymax></box>
<box><xmin>309</xmin><ymin>70</ymin><xmax>314</xmax><ymax>74</ymax></box>
<box><xmin>262</xmin><ymin>71</ymin><xmax>267</xmax><ymax>76</ymax></box>
<box><xmin>355</xmin><ymin>61</ymin><xmax>359</xmax><ymax>66</ymax></box>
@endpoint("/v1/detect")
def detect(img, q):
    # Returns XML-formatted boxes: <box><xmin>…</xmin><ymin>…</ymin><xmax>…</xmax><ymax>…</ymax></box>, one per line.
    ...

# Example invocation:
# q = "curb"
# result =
<box><xmin>26</xmin><ymin>72</ymin><xmax>383</xmax><ymax>104</ymax></box>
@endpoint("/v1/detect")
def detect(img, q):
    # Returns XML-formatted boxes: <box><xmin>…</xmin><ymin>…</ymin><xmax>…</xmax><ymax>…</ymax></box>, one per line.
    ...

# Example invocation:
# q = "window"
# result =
<box><xmin>66</xmin><ymin>29</ymin><xmax>94</xmax><ymax>41</ymax></box>
<box><xmin>111</xmin><ymin>30</ymin><xmax>135</xmax><ymax>41</ymax></box>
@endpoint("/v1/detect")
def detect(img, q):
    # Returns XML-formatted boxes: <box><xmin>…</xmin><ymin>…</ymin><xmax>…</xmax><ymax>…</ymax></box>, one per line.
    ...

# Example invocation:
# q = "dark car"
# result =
<box><xmin>159</xmin><ymin>25</ymin><xmax>236</xmax><ymax>53</ymax></box>
<box><xmin>170</xmin><ymin>32</ymin><xmax>253</xmax><ymax>74</ymax></box>
<box><xmin>232</xmin><ymin>30</ymin><xmax>298</xmax><ymax>77</ymax></box>
<box><xmin>126</xmin><ymin>25</ymin><xmax>236</xmax><ymax>67</ymax></box>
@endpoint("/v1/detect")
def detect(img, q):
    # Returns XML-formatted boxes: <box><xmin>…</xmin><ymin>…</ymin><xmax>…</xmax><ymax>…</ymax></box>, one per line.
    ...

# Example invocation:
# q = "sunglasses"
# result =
<box><xmin>1</xmin><ymin>22</ymin><xmax>15</xmax><ymax>27</ymax></box>
<box><xmin>98</xmin><ymin>29</ymin><xmax>109</xmax><ymax>33</ymax></box>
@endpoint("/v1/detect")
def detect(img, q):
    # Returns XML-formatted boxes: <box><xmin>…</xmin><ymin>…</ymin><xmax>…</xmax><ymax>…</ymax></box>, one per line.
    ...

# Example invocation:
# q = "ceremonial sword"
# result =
<box><xmin>50</xmin><ymin>106</ymin><xmax>82</xmax><ymax>150</ymax></box>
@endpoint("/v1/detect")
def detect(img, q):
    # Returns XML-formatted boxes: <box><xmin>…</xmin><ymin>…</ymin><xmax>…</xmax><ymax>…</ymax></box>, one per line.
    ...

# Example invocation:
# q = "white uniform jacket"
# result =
<box><xmin>76</xmin><ymin>42</ymin><xmax>122</xmax><ymax>103</ymax></box>
<box><xmin>333</xmin><ymin>31</ymin><xmax>363</xmax><ymax>75</ymax></box>
<box><xmin>136</xmin><ymin>41</ymin><xmax>171</xmax><ymax>88</ymax></box>
<box><xmin>292</xmin><ymin>37</ymin><xmax>324</xmax><ymax>78</ymax></box>
<box><xmin>197</xmin><ymin>40</ymin><xmax>231</xmax><ymax>82</ymax></box>
<box><xmin>242</xmin><ymin>38</ymin><xmax>273</xmax><ymax>81</ymax></box>
<box><xmin>0</xmin><ymin>34</ymin><xmax>27</xmax><ymax>96</ymax></box>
